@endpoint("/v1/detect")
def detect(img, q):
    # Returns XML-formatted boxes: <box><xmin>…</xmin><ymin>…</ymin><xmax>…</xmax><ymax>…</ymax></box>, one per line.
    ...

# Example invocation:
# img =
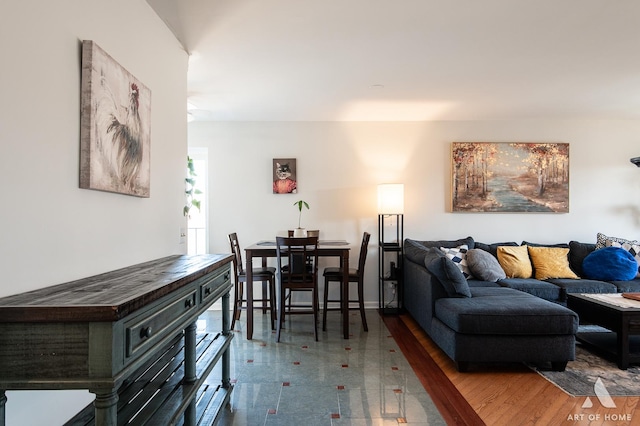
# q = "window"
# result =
<box><xmin>187</xmin><ymin>147</ymin><xmax>208</xmax><ymax>254</ymax></box>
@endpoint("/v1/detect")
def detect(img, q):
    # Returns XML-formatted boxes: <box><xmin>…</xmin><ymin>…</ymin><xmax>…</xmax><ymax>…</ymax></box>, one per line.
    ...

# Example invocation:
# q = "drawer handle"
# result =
<box><xmin>140</xmin><ymin>327</ymin><xmax>153</xmax><ymax>339</ymax></box>
<box><xmin>204</xmin><ymin>287</ymin><xmax>212</xmax><ymax>296</ymax></box>
<box><xmin>224</xmin><ymin>272</ymin><xmax>230</xmax><ymax>281</ymax></box>
<box><xmin>185</xmin><ymin>298</ymin><xmax>194</xmax><ymax>308</ymax></box>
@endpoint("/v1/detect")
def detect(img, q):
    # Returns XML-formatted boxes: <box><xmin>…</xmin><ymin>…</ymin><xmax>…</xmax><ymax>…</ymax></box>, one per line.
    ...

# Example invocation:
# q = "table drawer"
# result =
<box><xmin>125</xmin><ymin>288</ymin><xmax>198</xmax><ymax>358</ymax></box>
<box><xmin>200</xmin><ymin>265</ymin><xmax>231</xmax><ymax>305</ymax></box>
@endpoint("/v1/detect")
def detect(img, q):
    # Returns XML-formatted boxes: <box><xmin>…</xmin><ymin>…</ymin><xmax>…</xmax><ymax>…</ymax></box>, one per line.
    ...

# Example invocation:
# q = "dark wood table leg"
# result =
<box><xmin>246</xmin><ymin>252</ymin><xmax>254</xmax><ymax>340</ymax></box>
<box><xmin>618</xmin><ymin>318</ymin><xmax>629</xmax><ymax>370</ymax></box>
<box><xmin>342</xmin><ymin>251</ymin><xmax>350</xmax><ymax>339</ymax></box>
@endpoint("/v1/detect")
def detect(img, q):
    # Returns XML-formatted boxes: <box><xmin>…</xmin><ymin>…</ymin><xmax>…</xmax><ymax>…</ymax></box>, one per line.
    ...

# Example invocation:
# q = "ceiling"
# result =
<box><xmin>147</xmin><ymin>0</ymin><xmax>640</xmax><ymax>122</ymax></box>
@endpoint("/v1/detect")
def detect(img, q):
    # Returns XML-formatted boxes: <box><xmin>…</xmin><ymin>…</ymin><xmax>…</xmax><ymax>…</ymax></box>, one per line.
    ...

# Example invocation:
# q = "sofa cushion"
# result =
<box><xmin>435</xmin><ymin>291</ymin><xmax>577</xmax><ymax>335</ymax></box>
<box><xmin>608</xmin><ymin>278</ymin><xmax>640</xmax><ymax>293</ymax></box>
<box><xmin>440</xmin><ymin>245</ymin><xmax>473</xmax><ymax>278</ymax></box>
<box><xmin>498</xmin><ymin>278</ymin><xmax>563</xmax><ymax>301</ymax></box>
<box><xmin>426</xmin><ymin>255</ymin><xmax>472</xmax><ymax>298</ymax></box>
<box><xmin>474</xmin><ymin>241</ymin><xmax>518</xmax><ymax>258</ymax></box>
<box><xmin>527</xmin><ymin>246</ymin><xmax>579</xmax><ymax>280</ymax></box>
<box><xmin>415</xmin><ymin>236</ymin><xmax>475</xmax><ymax>250</ymax></box>
<box><xmin>404</xmin><ymin>239</ymin><xmax>430</xmax><ymax>265</ymax></box>
<box><xmin>466</xmin><ymin>249</ymin><xmax>506</xmax><ymax>282</ymax></box>
<box><xmin>583</xmin><ymin>246</ymin><xmax>638</xmax><ymax>281</ymax></box>
<box><xmin>522</xmin><ymin>241</ymin><xmax>569</xmax><ymax>249</ymax></box>
<box><xmin>497</xmin><ymin>245</ymin><xmax>532</xmax><ymax>278</ymax></box>
<box><xmin>404</xmin><ymin>236</ymin><xmax>474</xmax><ymax>265</ymax></box>
<box><xmin>547</xmin><ymin>278</ymin><xmax>617</xmax><ymax>296</ymax></box>
<box><xmin>568</xmin><ymin>241</ymin><xmax>595</xmax><ymax>277</ymax></box>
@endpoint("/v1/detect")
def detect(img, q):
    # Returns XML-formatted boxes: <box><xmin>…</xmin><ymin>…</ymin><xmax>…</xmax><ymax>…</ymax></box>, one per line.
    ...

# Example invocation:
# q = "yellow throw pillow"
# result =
<box><xmin>527</xmin><ymin>246</ymin><xmax>579</xmax><ymax>280</ymax></box>
<box><xmin>497</xmin><ymin>245</ymin><xmax>532</xmax><ymax>278</ymax></box>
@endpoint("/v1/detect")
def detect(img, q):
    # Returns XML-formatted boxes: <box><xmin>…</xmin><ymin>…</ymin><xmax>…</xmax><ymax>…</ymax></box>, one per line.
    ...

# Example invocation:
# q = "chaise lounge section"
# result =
<box><xmin>401</xmin><ymin>235</ymin><xmax>640</xmax><ymax>371</ymax></box>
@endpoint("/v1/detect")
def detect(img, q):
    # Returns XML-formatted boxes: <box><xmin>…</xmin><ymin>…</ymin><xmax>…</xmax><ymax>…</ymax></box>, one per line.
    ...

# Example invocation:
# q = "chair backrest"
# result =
<box><xmin>228</xmin><ymin>233</ymin><xmax>244</xmax><ymax>277</ymax></box>
<box><xmin>357</xmin><ymin>232</ymin><xmax>371</xmax><ymax>274</ymax></box>
<box><xmin>276</xmin><ymin>236</ymin><xmax>319</xmax><ymax>285</ymax></box>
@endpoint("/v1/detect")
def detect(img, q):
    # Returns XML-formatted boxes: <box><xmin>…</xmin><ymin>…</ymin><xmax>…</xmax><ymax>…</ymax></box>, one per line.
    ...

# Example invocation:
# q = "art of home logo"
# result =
<box><xmin>581</xmin><ymin>378</ymin><xmax>616</xmax><ymax>409</ymax></box>
<box><xmin>567</xmin><ymin>378</ymin><xmax>633</xmax><ymax>422</ymax></box>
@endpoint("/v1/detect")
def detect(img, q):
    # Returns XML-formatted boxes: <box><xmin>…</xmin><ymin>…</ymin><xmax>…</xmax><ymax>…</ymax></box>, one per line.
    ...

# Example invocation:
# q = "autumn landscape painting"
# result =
<box><xmin>451</xmin><ymin>142</ymin><xmax>569</xmax><ymax>213</ymax></box>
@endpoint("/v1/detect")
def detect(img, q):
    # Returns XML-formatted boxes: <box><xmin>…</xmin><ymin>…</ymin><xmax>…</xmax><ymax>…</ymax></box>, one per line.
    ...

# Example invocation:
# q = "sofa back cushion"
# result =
<box><xmin>404</xmin><ymin>237</ymin><xmax>474</xmax><ymax>266</ymax></box>
<box><xmin>568</xmin><ymin>241</ymin><xmax>596</xmax><ymax>277</ymax></box>
<box><xmin>474</xmin><ymin>241</ymin><xmax>518</xmax><ymax>258</ymax></box>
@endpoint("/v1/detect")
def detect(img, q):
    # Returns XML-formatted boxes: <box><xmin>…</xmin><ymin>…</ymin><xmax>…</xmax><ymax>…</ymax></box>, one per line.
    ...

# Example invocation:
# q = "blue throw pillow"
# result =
<box><xmin>582</xmin><ymin>247</ymin><xmax>638</xmax><ymax>281</ymax></box>
<box><xmin>426</xmin><ymin>255</ymin><xmax>472</xmax><ymax>298</ymax></box>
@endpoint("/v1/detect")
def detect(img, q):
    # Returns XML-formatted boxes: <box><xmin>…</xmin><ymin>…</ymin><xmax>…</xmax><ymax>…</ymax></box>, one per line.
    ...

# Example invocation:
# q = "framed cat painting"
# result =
<box><xmin>273</xmin><ymin>158</ymin><xmax>298</xmax><ymax>194</ymax></box>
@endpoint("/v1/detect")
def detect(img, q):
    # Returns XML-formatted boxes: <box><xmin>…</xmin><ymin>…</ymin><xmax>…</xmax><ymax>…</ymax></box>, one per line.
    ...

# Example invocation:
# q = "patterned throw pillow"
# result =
<box><xmin>440</xmin><ymin>245</ymin><xmax>473</xmax><ymax>279</ymax></box>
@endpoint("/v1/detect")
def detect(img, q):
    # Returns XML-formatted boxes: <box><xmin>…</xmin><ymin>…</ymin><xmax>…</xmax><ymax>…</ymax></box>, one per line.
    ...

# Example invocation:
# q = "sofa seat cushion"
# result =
<box><xmin>609</xmin><ymin>278</ymin><xmax>640</xmax><ymax>293</ymax></box>
<box><xmin>435</xmin><ymin>291</ymin><xmax>578</xmax><ymax>335</ymax></box>
<box><xmin>547</xmin><ymin>278</ymin><xmax>617</xmax><ymax>295</ymax></box>
<box><xmin>498</xmin><ymin>278</ymin><xmax>562</xmax><ymax>301</ymax></box>
<box><xmin>467</xmin><ymin>279</ymin><xmax>501</xmax><ymax>288</ymax></box>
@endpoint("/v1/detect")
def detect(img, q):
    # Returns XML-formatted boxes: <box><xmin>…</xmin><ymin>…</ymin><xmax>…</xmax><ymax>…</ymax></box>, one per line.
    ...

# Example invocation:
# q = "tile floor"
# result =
<box><xmin>199</xmin><ymin>309</ymin><xmax>445</xmax><ymax>425</ymax></box>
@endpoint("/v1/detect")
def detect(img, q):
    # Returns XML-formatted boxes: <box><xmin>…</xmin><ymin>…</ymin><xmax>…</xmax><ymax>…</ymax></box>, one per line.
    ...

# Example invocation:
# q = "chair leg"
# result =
<box><xmin>322</xmin><ymin>277</ymin><xmax>330</xmax><ymax>331</ymax></box>
<box><xmin>269</xmin><ymin>277</ymin><xmax>276</xmax><ymax>330</ymax></box>
<box><xmin>358</xmin><ymin>279</ymin><xmax>368</xmax><ymax>332</ymax></box>
<box><xmin>231</xmin><ymin>281</ymin><xmax>242</xmax><ymax>330</ymax></box>
<box><xmin>276</xmin><ymin>285</ymin><xmax>285</xmax><ymax>342</ymax></box>
<box><xmin>261</xmin><ymin>280</ymin><xmax>268</xmax><ymax>314</ymax></box>
<box><xmin>312</xmin><ymin>286</ymin><xmax>319</xmax><ymax>341</ymax></box>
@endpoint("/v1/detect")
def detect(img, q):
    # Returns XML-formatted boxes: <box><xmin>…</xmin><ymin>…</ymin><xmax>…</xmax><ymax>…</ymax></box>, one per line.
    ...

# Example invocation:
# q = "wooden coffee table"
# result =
<box><xmin>567</xmin><ymin>293</ymin><xmax>640</xmax><ymax>370</ymax></box>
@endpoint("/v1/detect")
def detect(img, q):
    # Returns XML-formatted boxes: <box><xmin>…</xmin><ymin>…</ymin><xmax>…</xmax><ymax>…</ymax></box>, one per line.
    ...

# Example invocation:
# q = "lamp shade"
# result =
<box><xmin>377</xmin><ymin>184</ymin><xmax>404</xmax><ymax>214</ymax></box>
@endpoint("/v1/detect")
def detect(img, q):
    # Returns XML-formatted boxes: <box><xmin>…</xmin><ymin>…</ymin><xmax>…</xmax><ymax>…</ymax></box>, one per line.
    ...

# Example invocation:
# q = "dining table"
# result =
<box><xmin>244</xmin><ymin>239</ymin><xmax>352</xmax><ymax>340</ymax></box>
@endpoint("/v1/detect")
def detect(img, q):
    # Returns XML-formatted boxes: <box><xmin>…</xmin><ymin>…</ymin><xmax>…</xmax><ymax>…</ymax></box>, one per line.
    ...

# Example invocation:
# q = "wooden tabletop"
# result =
<box><xmin>0</xmin><ymin>254</ymin><xmax>232</xmax><ymax>323</ymax></box>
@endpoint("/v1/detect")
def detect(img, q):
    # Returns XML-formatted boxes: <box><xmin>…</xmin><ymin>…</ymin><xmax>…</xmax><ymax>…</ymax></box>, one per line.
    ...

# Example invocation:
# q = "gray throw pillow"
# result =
<box><xmin>425</xmin><ymin>255</ymin><xmax>472</xmax><ymax>298</ymax></box>
<box><xmin>467</xmin><ymin>249</ymin><xmax>507</xmax><ymax>283</ymax></box>
<box><xmin>466</xmin><ymin>248</ymin><xmax>506</xmax><ymax>282</ymax></box>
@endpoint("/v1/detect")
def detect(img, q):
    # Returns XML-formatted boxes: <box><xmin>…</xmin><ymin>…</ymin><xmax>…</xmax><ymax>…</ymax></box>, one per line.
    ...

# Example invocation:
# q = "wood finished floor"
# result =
<box><xmin>383</xmin><ymin>313</ymin><xmax>640</xmax><ymax>426</ymax></box>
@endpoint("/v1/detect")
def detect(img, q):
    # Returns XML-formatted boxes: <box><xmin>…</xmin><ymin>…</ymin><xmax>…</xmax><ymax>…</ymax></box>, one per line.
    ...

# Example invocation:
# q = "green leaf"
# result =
<box><xmin>192</xmin><ymin>200</ymin><xmax>201</xmax><ymax>210</ymax></box>
<box><xmin>194</xmin><ymin>189</ymin><xmax>203</xmax><ymax>195</ymax></box>
<box><xmin>183</xmin><ymin>206</ymin><xmax>189</xmax><ymax>216</ymax></box>
<box><xmin>185</xmin><ymin>178</ymin><xmax>196</xmax><ymax>185</ymax></box>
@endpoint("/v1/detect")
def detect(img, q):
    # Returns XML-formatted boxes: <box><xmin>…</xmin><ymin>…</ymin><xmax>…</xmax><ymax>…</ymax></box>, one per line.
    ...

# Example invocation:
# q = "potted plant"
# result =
<box><xmin>293</xmin><ymin>200</ymin><xmax>309</xmax><ymax>237</ymax></box>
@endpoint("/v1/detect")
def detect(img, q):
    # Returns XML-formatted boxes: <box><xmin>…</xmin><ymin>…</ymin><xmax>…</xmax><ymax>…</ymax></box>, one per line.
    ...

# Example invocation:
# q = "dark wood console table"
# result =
<box><xmin>0</xmin><ymin>254</ymin><xmax>233</xmax><ymax>426</ymax></box>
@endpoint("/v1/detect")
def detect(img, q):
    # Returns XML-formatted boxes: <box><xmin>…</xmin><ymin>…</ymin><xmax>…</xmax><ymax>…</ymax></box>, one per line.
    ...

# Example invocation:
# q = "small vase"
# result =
<box><xmin>293</xmin><ymin>228</ymin><xmax>307</xmax><ymax>237</ymax></box>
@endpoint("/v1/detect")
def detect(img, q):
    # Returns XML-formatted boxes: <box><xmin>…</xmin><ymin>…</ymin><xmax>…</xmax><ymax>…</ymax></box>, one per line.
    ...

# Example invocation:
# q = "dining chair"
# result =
<box><xmin>275</xmin><ymin>236</ymin><xmax>320</xmax><ymax>342</ymax></box>
<box><xmin>322</xmin><ymin>232</ymin><xmax>371</xmax><ymax>332</ymax></box>
<box><xmin>228</xmin><ymin>232</ymin><xmax>277</xmax><ymax>331</ymax></box>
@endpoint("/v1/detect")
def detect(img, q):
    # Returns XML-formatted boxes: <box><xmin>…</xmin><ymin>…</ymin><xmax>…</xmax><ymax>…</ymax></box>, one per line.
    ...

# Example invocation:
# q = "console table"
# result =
<box><xmin>0</xmin><ymin>254</ymin><xmax>233</xmax><ymax>426</ymax></box>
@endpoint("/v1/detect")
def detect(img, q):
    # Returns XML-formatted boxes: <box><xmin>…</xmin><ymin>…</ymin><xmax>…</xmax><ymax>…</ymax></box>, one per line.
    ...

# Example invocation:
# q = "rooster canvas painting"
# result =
<box><xmin>80</xmin><ymin>40</ymin><xmax>151</xmax><ymax>197</ymax></box>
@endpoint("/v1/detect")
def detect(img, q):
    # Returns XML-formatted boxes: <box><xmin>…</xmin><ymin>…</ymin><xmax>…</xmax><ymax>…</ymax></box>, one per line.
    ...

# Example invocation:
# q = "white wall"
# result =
<box><xmin>189</xmin><ymin>119</ymin><xmax>640</xmax><ymax>305</ymax></box>
<box><xmin>0</xmin><ymin>0</ymin><xmax>188</xmax><ymax>424</ymax></box>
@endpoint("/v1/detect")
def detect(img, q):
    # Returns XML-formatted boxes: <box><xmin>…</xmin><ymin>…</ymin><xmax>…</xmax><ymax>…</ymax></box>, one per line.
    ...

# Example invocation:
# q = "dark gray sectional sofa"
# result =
<box><xmin>403</xmin><ymin>236</ymin><xmax>640</xmax><ymax>372</ymax></box>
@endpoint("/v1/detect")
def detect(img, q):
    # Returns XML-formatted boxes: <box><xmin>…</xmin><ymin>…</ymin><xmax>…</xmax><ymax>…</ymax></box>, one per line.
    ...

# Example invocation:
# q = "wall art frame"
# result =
<box><xmin>80</xmin><ymin>40</ymin><xmax>152</xmax><ymax>198</ymax></box>
<box><xmin>273</xmin><ymin>158</ymin><xmax>297</xmax><ymax>194</ymax></box>
<box><xmin>451</xmin><ymin>142</ymin><xmax>569</xmax><ymax>213</ymax></box>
